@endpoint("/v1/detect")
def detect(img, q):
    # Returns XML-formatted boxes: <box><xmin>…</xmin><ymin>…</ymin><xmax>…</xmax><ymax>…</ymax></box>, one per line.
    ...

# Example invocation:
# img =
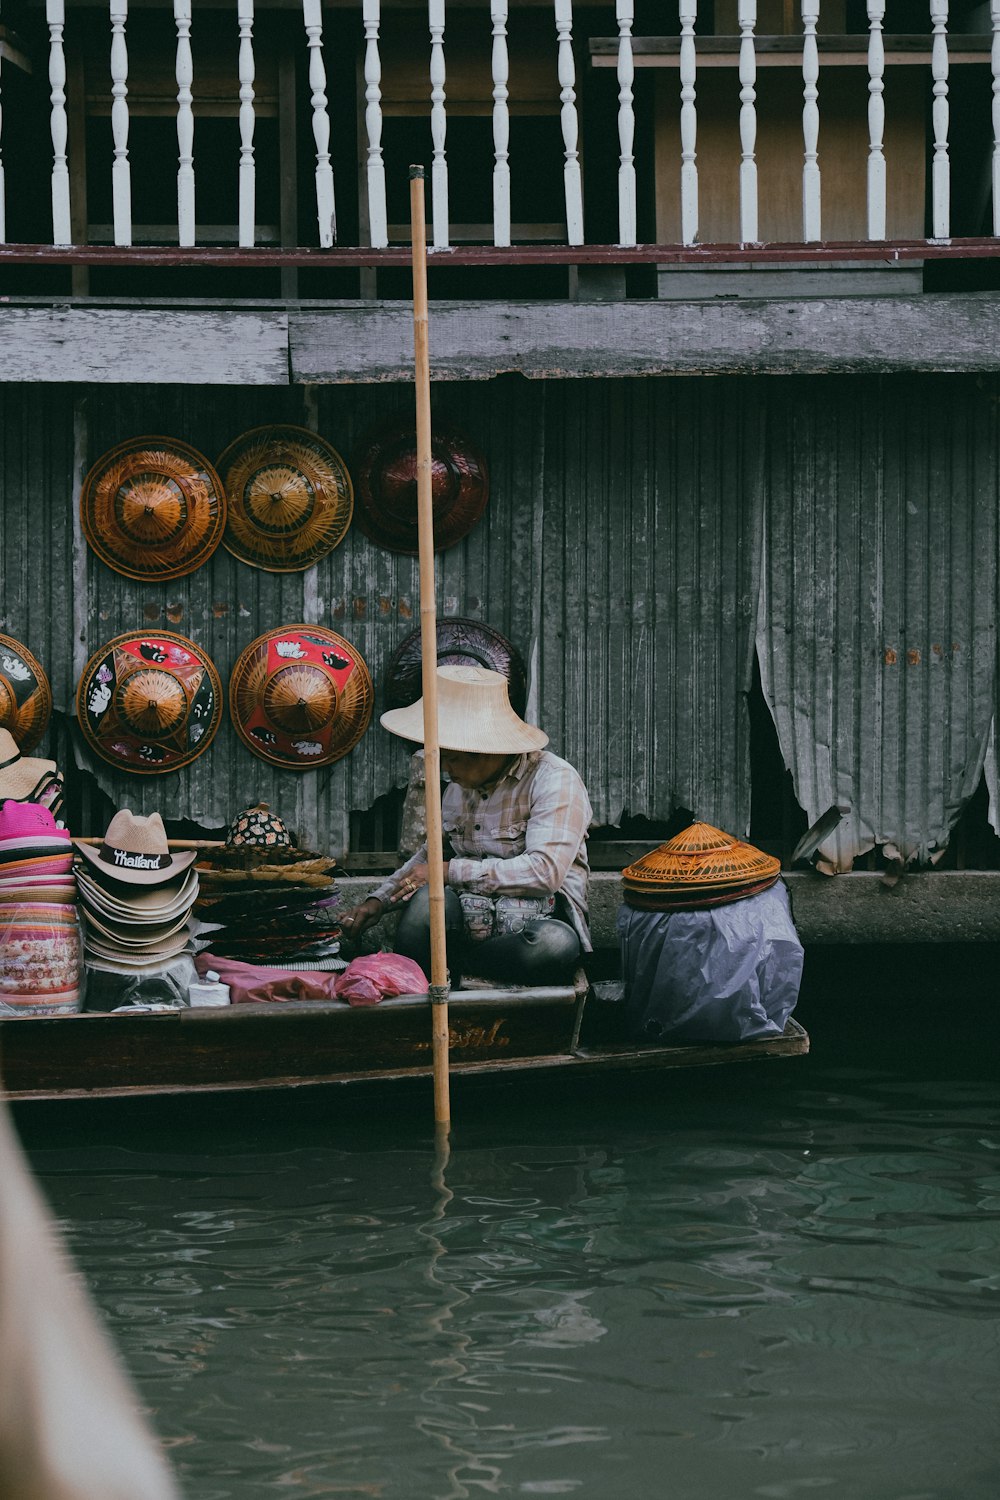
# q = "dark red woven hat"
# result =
<box><xmin>354</xmin><ymin>421</ymin><xmax>489</xmax><ymax>554</ymax></box>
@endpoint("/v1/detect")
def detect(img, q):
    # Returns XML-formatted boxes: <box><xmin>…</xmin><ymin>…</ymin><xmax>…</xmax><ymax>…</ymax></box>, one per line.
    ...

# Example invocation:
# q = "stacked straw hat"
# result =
<box><xmin>73</xmin><ymin>811</ymin><xmax>199</xmax><ymax>973</ymax></box>
<box><xmin>194</xmin><ymin>803</ymin><xmax>344</xmax><ymax>969</ymax></box>
<box><xmin>622</xmin><ymin>822</ymin><xmax>781</xmax><ymax>912</ymax></box>
<box><xmin>0</xmin><ymin>800</ymin><xmax>82</xmax><ymax>1015</ymax></box>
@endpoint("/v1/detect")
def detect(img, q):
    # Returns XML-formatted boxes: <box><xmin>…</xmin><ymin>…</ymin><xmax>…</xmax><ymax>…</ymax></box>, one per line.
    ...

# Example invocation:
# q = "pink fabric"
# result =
<box><xmin>334</xmin><ymin>954</ymin><xmax>428</xmax><ymax>1006</ymax></box>
<box><xmin>195</xmin><ymin>953</ymin><xmax>340</xmax><ymax>1005</ymax></box>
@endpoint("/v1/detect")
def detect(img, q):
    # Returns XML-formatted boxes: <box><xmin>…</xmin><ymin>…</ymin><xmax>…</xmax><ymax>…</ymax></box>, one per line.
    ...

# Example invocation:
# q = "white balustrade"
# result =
<box><xmin>429</xmin><ymin>0</ymin><xmax>449</xmax><ymax>249</ymax></box>
<box><xmin>554</xmin><ymin>0</ymin><xmax>584</xmax><ymax>245</ymax></box>
<box><xmin>238</xmin><ymin>0</ymin><xmax>256</xmax><ymax>248</ymax></box>
<box><xmin>738</xmin><ymin>1</ymin><xmax>758</xmax><ymax>244</ymax></box>
<box><xmin>46</xmin><ymin>0</ymin><xmax>72</xmax><ymax>246</ymax></box>
<box><xmin>362</xmin><ymin>0</ymin><xmax>387</xmax><ymax>248</ymax></box>
<box><xmin>993</xmin><ymin>2</ymin><xmax>1000</xmax><ymax>235</ymax></box>
<box><xmin>930</xmin><ymin>2</ymin><xmax>950</xmax><ymax>239</ymax></box>
<box><xmin>679</xmin><ymin>1</ymin><xmax>698</xmax><ymax>245</ymax></box>
<box><xmin>801</xmin><ymin>1</ymin><xmax>821</xmax><ymax>241</ymax></box>
<box><xmin>303</xmin><ymin>0</ymin><xmax>336</xmax><ymax>248</ymax></box>
<box><xmin>866</xmin><ymin>2</ymin><xmax>886</xmax><ymax>241</ymax></box>
<box><xmin>615</xmin><ymin>0</ymin><xmax>636</xmax><ymax>247</ymax></box>
<box><xmin>110</xmin><ymin>1</ymin><xmax>132</xmax><ymax>246</ymax></box>
<box><xmin>174</xmin><ymin>0</ymin><xmax>195</xmax><ymax>247</ymax></box>
<box><xmin>491</xmin><ymin>0</ymin><xmax>511</xmax><ymax>247</ymax></box>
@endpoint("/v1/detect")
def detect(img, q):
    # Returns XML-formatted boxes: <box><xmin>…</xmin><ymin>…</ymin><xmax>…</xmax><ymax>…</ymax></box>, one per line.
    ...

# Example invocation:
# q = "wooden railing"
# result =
<box><xmin>0</xmin><ymin>3</ymin><xmax>998</xmax><ymax>265</ymax></box>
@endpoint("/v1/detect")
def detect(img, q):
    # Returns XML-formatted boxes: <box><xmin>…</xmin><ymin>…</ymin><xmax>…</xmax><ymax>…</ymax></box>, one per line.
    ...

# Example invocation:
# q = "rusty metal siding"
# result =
<box><xmin>758</xmin><ymin>375</ymin><xmax>998</xmax><ymax>869</ymax></box>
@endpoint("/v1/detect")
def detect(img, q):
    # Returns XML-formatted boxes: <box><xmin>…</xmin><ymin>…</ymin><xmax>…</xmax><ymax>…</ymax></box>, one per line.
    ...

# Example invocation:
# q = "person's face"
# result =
<box><xmin>440</xmin><ymin>750</ymin><xmax>512</xmax><ymax>788</ymax></box>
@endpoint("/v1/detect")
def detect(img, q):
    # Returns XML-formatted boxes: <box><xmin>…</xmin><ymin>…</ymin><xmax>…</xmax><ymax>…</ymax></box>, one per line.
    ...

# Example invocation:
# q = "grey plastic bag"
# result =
<box><xmin>617</xmin><ymin>881</ymin><xmax>804</xmax><ymax>1044</ymax></box>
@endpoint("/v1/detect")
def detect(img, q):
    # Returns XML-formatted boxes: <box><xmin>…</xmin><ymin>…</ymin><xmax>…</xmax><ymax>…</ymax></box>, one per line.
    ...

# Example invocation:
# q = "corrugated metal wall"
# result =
<box><xmin>1</xmin><ymin>373</ymin><xmax>995</xmax><ymax>863</ymax></box>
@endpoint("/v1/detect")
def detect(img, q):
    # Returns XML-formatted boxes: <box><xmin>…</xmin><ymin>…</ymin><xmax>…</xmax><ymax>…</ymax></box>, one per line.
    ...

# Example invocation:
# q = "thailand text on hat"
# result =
<box><xmin>380</xmin><ymin>665</ymin><xmax>548</xmax><ymax>755</ymax></box>
<box><xmin>0</xmin><ymin>727</ymin><xmax>62</xmax><ymax>805</ymax></box>
<box><xmin>74</xmin><ymin>810</ymin><xmax>197</xmax><ymax>886</ymax></box>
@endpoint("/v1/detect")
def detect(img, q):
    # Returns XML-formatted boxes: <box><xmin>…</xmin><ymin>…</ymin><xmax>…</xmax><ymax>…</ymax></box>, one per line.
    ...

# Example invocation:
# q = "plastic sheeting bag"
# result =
<box><xmin>617</xmin><ymin>882</ymin><xmax>804</xmax><ymax>1044</ymax></box>
<box><xmin>336</xmin><ymin>953</ymin><xmax>428</xmax><ymax>1006</ymax></box>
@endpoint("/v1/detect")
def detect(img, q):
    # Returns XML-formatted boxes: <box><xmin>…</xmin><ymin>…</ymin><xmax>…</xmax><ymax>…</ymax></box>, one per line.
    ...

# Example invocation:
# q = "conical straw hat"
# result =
<box><xmin>218</xmin><ymin>425</ymin><xmax>353</xmax><ymax>571</ymax></box>
<box><xmin>622</xmin><ymin>822</ymin><xmax>779</xmax><ymax>890</ymax></box>
<box><xmin>380</xmin><ymin>664</ymin><xmax>547</xmax><ymax>754</ymax></box>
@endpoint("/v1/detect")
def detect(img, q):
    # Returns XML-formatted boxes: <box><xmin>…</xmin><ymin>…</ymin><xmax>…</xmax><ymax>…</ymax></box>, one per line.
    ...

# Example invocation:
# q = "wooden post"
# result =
<box><xmin>410</xmin><ymin>164</ymin><xmax>451</xmax><ymax>1139</ymax></box>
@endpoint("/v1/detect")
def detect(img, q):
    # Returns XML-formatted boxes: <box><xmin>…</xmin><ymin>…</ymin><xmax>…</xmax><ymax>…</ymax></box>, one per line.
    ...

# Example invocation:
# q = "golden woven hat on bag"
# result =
<box><xmin>0</xmin><ymin>635</ymin><xmax>53</xmax><ymax>753</ymax></box>
<box><xmin>230</xmin><ymin>625</ymin><xmax>373</xmax><ymax>769</ymax></box>
<box><xmin>217</xmin><ymin>425</ymin><xmax>354</xmax><ymax>571</ymax></box>
<box><xmin>622</xmin><ymin>822</ymin><xmax>780</xmax><ymax>912</ymax></box>
<box><xmin>354</xmin><ymin>421</ymin><xmax>489</xmax><ymax>554</ymax></box>
<box><xmin>76</xmin><ymin>632</ymin><xmax>223</xmax><ymax>773</ymax></box>
<box><xmin>80</xmin><ymin>437</ymin><xmax>227</xmax><ymax>581</ymax></box>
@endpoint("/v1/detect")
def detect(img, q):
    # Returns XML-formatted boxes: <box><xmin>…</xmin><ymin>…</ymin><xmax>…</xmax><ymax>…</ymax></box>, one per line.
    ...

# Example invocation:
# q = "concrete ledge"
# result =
<box><xmin>337</xmin><ymin>869</ymin><xmax>1000</xmax><ymax>948</ymax></box>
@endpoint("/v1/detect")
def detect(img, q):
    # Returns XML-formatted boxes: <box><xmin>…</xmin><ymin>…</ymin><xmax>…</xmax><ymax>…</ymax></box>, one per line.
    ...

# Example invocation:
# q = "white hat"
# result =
<box><xmin>74</xmin><ymin>810</ymin><xmax>196</xmax><ymax>886</ymax></box>
<box><xmin>379</xmin><ymin>665</ymin><xmax>547</xmax><ymax>754</ymax></box>
<box><xmin>0</xmin><ymin>727</ymin><xmax>59</xmax><ymax>801</ymax></box>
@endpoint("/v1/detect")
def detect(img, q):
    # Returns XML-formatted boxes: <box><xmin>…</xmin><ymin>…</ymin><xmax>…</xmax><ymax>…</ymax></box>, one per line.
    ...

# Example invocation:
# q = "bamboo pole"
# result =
<box><xmin>410</xmin><ymin>163</ymin><xmax>451</xmax><ymax>1138</ymax></box>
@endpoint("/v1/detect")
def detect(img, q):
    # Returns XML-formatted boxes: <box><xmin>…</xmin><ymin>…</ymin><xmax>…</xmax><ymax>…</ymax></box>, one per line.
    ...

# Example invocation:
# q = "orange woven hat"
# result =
<box><xmin>76</xmin><ymin>632</ymin><xmax>223</xmax><ymax>773</ymax></box>
<box><xmin>229</xmin><ymin>625</ymin><xmax>373</xmax><ymax>769</ymax></box>
<box><xmin>622</xmin><ymin>822</ymin><xmax>780</xmax><ymax>910</ymax></box>
<box><xmin>0</xmin><ymin>634</ymin><xmax>53</xmax><ymax>753</ymax></box>
<box><xmin>354</xmin><ymin>420</ymin><xmax>489</xmax><ymax>554</ymax></box>
<box><xmin>217</xmin><ymin>424</ymin><xmax>354</xmax><ymax>572</ymax></box>
<box><xmin>80</xmin><ymin>436</ymin><xmax>227</xmax><ymax>581</ymax></box>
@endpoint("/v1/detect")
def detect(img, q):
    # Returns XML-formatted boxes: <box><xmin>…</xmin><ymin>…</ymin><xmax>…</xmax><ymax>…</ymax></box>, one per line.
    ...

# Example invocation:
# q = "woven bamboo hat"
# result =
<box><xmin>380</xmin><ymin>664</ymin><xmax>547</xmax><ymax>754</ymax></box>
<box><xmin>383</xmin><ymin>619</ymin><xmax>528</xmax><ymax>718</ymax></box>
<box><xmin>76</xmin><ymin>632</ymin><xmax>223</xmax><ymax>773</ymax></box>
<box><xmin>622</xmin><ymin>822</ymin><xmax>780</xmax><ymax>911</ymax></box>
<box><xmin>354</xmin><ymin>421</ymin><xmax>489</xmax><ymax>554</ymax></box>
<box><xmin>80</xmin><ymin>436</ymin><xmax>227</xmax><ymax>581</ymax></box>
<box><xmin>230</xmin><ymin>625</ymin><xmax>373</xmax><ymax>769</ymax></box>
<box><xmin>0</xmin><ymin>634</ymin><xmax>53</xmax><ymax>753</ymax></box>
<box><xmin>0</xmin><ymin>727</ymin><xmax>59</xmax><ymax>802</ymax></box>
<box><xmin>75</xmin><ymin>810</ymin><xmax>197</xmax><ymax>886</ymax></box>
<box><xmin>217</xmin><ymin>424</ymin><xmax>354</xmax><ymax>572</ymax></box>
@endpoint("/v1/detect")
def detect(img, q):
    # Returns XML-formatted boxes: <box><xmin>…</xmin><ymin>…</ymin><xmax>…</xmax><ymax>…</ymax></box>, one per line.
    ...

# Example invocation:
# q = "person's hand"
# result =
<box><xmin>389</xmin><ymin>863</ymin><xmax>430</xmax><ymax>904</ymax></box>
<box><xmin>339</xmin><ymin>897</ymin><xmax>384</xmax><ymax>938</ymax></box>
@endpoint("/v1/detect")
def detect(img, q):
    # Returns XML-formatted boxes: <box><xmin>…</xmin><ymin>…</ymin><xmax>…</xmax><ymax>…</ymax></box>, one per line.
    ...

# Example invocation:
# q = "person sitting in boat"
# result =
<box><xmin>339</xmin><ymin>664</ymin><xmax>592</xmax><ymax>986</ymax></box>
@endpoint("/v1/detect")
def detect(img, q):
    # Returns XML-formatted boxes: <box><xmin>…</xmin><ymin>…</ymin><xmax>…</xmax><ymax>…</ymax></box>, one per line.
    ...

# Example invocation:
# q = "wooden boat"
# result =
<box><xmin>0</xmin><ymin>974</ymin><xmax>808</xmax><ymax>1106</ymax></box>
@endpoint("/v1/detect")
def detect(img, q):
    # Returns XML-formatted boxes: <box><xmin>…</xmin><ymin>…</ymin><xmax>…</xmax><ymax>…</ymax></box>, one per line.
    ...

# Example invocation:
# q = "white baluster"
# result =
<box><xmin>110</xmin><ymin>1</ymin><xmax>132</xmax><ymax>246</ymax></box>
<box><xmin>303</xmin><ymin>0</ymin><xmax>336</xmax><ymax>248</ymax></box>
<box><xmin>0</xmin><ymin>45</ymin><xmax>5</xmax><ymax>242</ymax></box>
<box><xmin>492</xmin><ymin>0</ymin><xmax>511</xmax><ymax>247</ymax></box>
<box><xmin>992</xmin><ymin>2</ymin><xmax>1000</xmax><ymax>234</ymax></box>
<box><xmin>46</xmin><ymin>0</ymin><xmax>72</xmax><ymax>246</ymax></box>
<box><xmin>801</xmin><ymin>0</ymin><xmax>821</xmax><ymax>241</ymax></box>
<box><xmin>554</xmin><ymin>0</ymin><xmax>583</xmax><ymax>245</ymax></box>
<box><xmin>616</xmin><ymin>0</ymin><xmax>636</xmax><ymax>247</ymax></box>
<box><xmin>738</xmin><ymin>1</ymin><xmax>758</xmax><ymax>243</ymax></box>
<box><xmin>175</xmin><ymin>0</ymin><xmax>195</xmax><ymax>246</ymax></box>
<box><xmin>930</xmin><ymin>2</ymin><xmax>950</xmax><ymax>238</ymax></box>
<box><xmin>238</xmin><ymin>0</ymin><xmax>256</xmax><ymax>247</ymax></box>
<box><xmin>679</xmin><ymin>1</ymin><xmax>698</xmax><ymax>245</ymax></box>
<box><xmin>429</xmin><ymin>0</ymin><xmax>449</xmax><ymax>249</ymax></box>
<box><xmin>362</xmin><ymin>0</ymin><xmax>387</xmax><ymax>248</ymax></box>
<box><xmin>866</xmin><ymin>2</ymin><xmax>886</xmax><ymax>240</ymax></box>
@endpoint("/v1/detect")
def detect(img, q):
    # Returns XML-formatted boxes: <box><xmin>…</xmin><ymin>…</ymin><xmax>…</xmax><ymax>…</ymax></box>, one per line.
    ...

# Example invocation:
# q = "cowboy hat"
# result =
<box><xmin>74</xmin><ymin>810</ymin><xmax>197</xmax><ymax>886</ymax></box>
<box><xmin>0</xmin><ymin>728</ymin><xmax>60</xmax><ymax>803</ymax></box>
<box><xmin>379</xmin><ymin>665</ymin><xmax>548</xmax><ymax>754</ymax></box>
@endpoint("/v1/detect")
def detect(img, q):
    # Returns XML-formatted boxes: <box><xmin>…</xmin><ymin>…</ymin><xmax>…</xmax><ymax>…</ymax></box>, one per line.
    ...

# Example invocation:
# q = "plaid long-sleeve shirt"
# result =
<box><xmin>371</xmin><ymin>750</ymin><xmax>593</xmax><ymax>950</ymax></box>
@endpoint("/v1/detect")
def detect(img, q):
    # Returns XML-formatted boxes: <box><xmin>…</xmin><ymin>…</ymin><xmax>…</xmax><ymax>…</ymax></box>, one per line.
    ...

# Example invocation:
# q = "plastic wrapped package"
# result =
<box><xmin>83</xmin><ymin>954</ymin><xmax>197</xmax><ymax>1012</ymax></box>
<box><xmin>617</xmin><ymin>881</ymin><xmax>804</xmax><ymax>1044</ymax></box>
<box><xmin>0</xmin><ymin>902</ymin><xmax>84</xmax><ymax>1016</ymax></box>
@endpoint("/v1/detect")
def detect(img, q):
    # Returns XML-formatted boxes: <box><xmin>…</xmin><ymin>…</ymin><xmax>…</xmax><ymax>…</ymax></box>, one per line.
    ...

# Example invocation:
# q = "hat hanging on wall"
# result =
<box><xmin>229</xmin><ymin>625</ymin><xmax>373</xmax><ymax>769</ymax></box>
<box><xmin>353</xmin><ymin>420</ymin><xmax>489</xmax><ymax>554</ymax></box>
<box><xmin>383</xmin><ymin>618</ymin><xmax>528</xmax><ymax>719</ymax></box>
<box><xmin>76</xmin><ymin>631</ymin><xmax>224</xmax><ymax>773</ymax></box>
<box><xmin>217</xmin><ymin>424</ymin><xmax>354</xmax><ymax>572</ymax></box>
<box><xmin>80</xmin><ymin>436</ymin><xmax>227</xmax><ymax>581</ymax></box>
<box><xmin>0</xmin><ymin>633</ymin><xmax>53</xmax><ymax>752</ymax></box>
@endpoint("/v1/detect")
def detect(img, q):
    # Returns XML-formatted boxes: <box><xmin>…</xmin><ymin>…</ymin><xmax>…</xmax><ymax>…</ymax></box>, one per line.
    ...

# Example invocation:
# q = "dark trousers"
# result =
<box><xmin>393</xmin><ymin>886</ymin><xmax>581</xmax><ymax>986</ymax></box>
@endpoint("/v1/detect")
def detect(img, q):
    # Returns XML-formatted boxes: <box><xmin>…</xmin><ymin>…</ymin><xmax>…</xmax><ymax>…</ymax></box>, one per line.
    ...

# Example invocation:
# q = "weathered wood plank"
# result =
<box><xmin>0</xmin><ymin>307</ymin><xmax>289</xmax><ymax>382</ymax></box>
<box><xmin>287</xmin><ymin>294</ymin><xmax>1000</xmax><ymax>382</ymax></box>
